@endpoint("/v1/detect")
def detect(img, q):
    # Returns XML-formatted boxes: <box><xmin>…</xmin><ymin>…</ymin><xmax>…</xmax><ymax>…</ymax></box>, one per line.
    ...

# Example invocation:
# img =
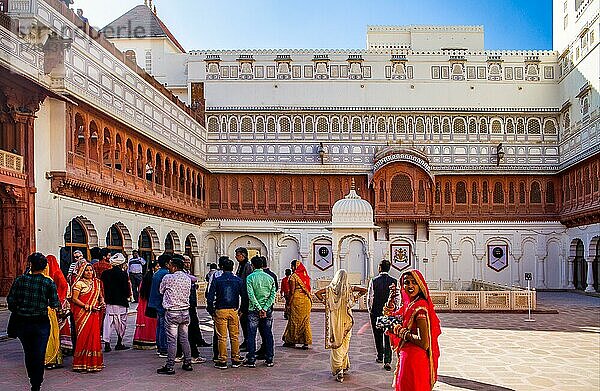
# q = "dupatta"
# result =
<box><xmin>293</xmin><ymin>260</ymin><xmax>312</xmax><ymax>294</ymax></box>
<box><xmin>324</xmin><ymin>269</ymin><xmax>353</xmax><ymax>349</ymax></box>
<box><xmin>389</xmin><ymin>269</ymin><xmax>441</xmax><ymax>389</ymax></box>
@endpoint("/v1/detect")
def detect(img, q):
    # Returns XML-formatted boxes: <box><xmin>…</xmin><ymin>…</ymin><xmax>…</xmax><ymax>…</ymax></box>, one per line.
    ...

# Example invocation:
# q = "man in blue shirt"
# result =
<box><xmin>207</xmin><ymin>256</ymin><xmax>243</xmax><ymax>369</ymax></box>
<box><xmin>148</xmin><ymin>253</ymin><xmax>172</xmax><ymax>357</ymax></box>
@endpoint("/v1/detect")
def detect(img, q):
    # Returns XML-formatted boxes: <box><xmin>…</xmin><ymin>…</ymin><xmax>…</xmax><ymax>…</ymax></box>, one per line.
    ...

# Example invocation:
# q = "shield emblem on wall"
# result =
<box><xmin>391</xmin><ymin>243</ymin><xmax>411</xmax><ymax>271</ymax></box>
<box><xmin>313</xmin><ymin>242</ymin><xmax>333</xmax><ymax>271</ymax></box>
<box><xmin>487</xmin><ymin>244</ymin><xmax>508</xmax><ymax>272</ymax></box>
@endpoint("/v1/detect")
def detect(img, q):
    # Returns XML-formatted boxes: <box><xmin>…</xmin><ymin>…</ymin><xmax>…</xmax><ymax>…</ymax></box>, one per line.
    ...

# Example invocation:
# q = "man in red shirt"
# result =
<box><xmin>280</xmin><ymin>269</ymin><xmax>292</xmax><ymax>319</ymax></box>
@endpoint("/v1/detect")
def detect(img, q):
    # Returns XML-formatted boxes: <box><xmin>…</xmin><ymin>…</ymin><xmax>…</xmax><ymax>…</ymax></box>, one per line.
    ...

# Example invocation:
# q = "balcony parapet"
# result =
<box><xmin>0</xmin><ymin>149</ymin><xmax>23</xmax><ymax>173</ymax></box>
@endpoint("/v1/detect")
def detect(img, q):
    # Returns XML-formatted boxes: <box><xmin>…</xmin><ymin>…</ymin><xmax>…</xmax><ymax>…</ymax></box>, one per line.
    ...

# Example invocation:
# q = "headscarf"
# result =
<box><xmin>324</xmin><ymin>269</ymin><xmax>353</xmax><ymax>349</ymax></box>
<box><xmin>293</xmin><ymin>260</ymin><xmax>311</xmax><ymax>293</ymax></box>
<box><xmin>46</xmin><ymin>255</ymin><xmax>70</xmax><ymax>302</ymax></box>
<box><xmin>391</xmin><ymin>269</ymin><xmax>441</xmax><ymax>389</ymax></box>
<box><xmin>109</xmin><ymin>252</ymin><xmax>127</xmax><ymax>266</ymax></box>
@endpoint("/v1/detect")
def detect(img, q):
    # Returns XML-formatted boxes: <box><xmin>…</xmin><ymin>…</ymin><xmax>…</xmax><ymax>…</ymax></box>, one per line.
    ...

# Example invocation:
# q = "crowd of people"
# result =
<box><xmin>7</xmin><ymin>248</ymin><xmax>441</xmax><ymax>391</ymax></box>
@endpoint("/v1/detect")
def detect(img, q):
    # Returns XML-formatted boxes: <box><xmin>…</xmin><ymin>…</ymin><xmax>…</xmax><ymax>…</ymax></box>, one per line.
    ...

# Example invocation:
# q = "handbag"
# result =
<box><xmin>6</xmin><ymin>312</ymin><xmax>22</xmax><ymax>338</ymax></box>
<box><xmin>145</xmin><ymin>305</ymin><xmax>157</xmax><ymax>318</ymax></box>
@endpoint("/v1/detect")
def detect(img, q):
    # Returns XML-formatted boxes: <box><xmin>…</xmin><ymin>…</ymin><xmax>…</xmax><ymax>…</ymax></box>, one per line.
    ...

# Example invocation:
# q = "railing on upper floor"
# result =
<box><xmin>0</xmin><ymin>149</ymin><xmax>24</xmax><ymax>173</ymax></box>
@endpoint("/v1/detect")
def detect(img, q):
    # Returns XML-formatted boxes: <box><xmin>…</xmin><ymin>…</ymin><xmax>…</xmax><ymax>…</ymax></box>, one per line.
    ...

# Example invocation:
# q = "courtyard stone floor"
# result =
<box><xmin>0</xmin><ymin>291</ymin><xmax>598</xmax><ymax>391</ymax></box>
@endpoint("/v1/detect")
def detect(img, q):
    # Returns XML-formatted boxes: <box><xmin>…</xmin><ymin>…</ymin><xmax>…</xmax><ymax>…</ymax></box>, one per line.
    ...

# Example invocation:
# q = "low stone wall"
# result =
<box><xmin>430</xmin><ymin>289</ymin><xmax>536</xmax><ymax>311</ymax></box>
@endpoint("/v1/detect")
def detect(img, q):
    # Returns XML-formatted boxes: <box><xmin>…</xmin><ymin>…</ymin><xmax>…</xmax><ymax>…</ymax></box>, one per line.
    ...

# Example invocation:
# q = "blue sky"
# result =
<box><xmin>79</xmin><ymin>0</ymin><xmax>553</xmax><ymax>51</ymax></box>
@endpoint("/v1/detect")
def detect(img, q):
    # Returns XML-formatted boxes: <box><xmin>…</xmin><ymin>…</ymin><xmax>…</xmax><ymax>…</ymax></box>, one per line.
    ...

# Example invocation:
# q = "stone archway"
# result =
<box><xmin>570</xmin><ymin>239</ymin><xmax>586</xmax><ymax>291</ymax></box>
<box><xmin>590</xmin><ymin>236</ymin><xmax>599</xmax><ymax>292</ymax></box>
<box><xmin>165</xmin><ymin>230</ymin><xmax>181</xmax><ymax>254</ymax></box>
<box><xmin>185</xmin><ymin>233</ymin><xmax>201</xmax><ymax>276</ymax></box>
<box><xmin>140</xmin><ymin>226</ymin><xmax>161</xmax><ymax>259</ymax></box>
<box><xmin>228</xmin><ymin>235</ymin><xmax>268</xmax><ymax>260</ymax></box>
<box><xmin>110</xmin><ymin>221</ymin><xmax>133</xmax><ymax>255</ymax></box>
<box><xmin>338</xmin><ymin>234</ymin><xmax>368</xmax><ymax>284</ymax></box>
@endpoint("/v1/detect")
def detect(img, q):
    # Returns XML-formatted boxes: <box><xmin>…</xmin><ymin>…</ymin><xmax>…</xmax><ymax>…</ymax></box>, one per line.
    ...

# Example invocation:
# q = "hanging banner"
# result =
<box><xmin>313</xmin><ymin>242</ymin><xmax>333</xmax><ymax>271</ymax></box>
<box><xmin>487</xmin><ymin>244</ymin><xmax>508</xmax><ymax>272</ymax></box>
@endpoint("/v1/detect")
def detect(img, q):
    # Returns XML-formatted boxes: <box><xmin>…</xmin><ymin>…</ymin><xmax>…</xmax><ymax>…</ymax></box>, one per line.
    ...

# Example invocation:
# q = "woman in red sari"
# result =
<box><xmin>282</xmin><ymin>260</ymin><xmax>312</xmax><ymax>349</ymax></box>
<box><xmin>133</xmin><ymin>261</ymin><xmax>158</xmax><ymax>349</ymax></box>
<box><xmin>385</xmin><ymin>269</ymin><xmax>441</xmax><ymax>391</ymax></box>
<box><xmin>71</xmin><ymin>264</ymin><xmax>104</xmax><ymax>372</ymax></box>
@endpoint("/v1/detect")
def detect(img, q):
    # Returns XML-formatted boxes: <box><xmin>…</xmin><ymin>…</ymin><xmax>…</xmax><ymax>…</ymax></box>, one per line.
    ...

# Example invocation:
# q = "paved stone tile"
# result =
<box><xmin>0</xmin><ymin>292</ymin><xmax>598</xmax><ymax>390</ymax></box>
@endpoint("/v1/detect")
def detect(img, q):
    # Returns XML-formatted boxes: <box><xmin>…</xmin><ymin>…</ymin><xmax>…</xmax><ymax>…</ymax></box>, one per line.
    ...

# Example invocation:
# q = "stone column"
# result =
<box><xmin>512</xmin><ymin>254</ymin><xmax>522</xmax><ymax>287</ymax></box>
<box><xmin>536</xmin><ymin>256</ymin><xmax>546</xmax><ymax>289</ymax></box>
<box><xmin>474</xmin><ymin>254</ymin><xmax>485</xmax><ymax>280</ymax></box>
<box><xmin>585</xmin><ymin>257</ymin><xmax>596</xmax><ymax>292</ymax></box>
<box><xmin>567</xmin><ymin>256</ymin><xmax>575</xmax><ymax>289</ymax></box>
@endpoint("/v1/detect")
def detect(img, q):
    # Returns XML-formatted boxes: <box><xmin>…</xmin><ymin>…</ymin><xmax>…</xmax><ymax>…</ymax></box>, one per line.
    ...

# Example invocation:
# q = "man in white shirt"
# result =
<box><xmin>157</xmin><ymin>257</ymin><xmax>193</xmax><ymax>375</ymax></box>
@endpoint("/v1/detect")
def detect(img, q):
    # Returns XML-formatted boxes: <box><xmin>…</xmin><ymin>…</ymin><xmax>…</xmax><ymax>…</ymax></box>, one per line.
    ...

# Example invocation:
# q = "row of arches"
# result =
<box><xmin>70</xmin><ymin>109</ymin><xmax>207</xmax><ymax>203</ymax></box>
<box><xmin>63</xmin><ymin>216</ymin><xmax>201</xmax><ymax>274</ymax></box>
<box><xmin>207</xmin><ymin>114</ymin><xmax>558</xmax><ymax>138</ymax></box>
<box><xmin>570</xmin><ymin>237</ymin><xmax>600</xmax><ymax>292</ymax></box>
<box><xmin>562</xmin><ymin>159</ymin><xmax>600</xmax><ymax>208</ymax></box>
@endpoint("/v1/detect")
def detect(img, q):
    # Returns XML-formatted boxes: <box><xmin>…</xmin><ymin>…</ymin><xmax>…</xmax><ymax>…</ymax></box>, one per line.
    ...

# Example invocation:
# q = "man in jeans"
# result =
<box><xmin>128</xmin><ymin>250</ymin><xmax>146</xmax><ymax>302</ymax></box>
<box><xmin>148</xmin><ymin>254</ymin><xmax>171</xmax><ymax>357</ymax></box>
<box><xmin>207</xmin><ymin>257</ymin><xmax>243</xmax><ymax>369</ymax></box>
<box><xmin>235</xmin><ymin>247</ymin><xmax>253</xmax><ymax>351</ymax></box>
<box><xmin>243</xmin><ymin>256</ymin><xmax>276</xmax><ymax>368</ymax></box>
<box><xmin>7</xmin><ymin>252</ymin><xmax>60</xmax><ymax>391</ymax></box>
<box><xmin>157</xmin><ymin>257</ymin><xmax>193</xmax><ymax>375</ymax></box>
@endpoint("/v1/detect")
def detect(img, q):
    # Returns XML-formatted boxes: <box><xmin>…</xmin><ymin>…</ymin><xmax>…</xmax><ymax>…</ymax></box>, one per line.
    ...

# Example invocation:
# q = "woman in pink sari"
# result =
<box><xmin>133</xmin><ymin>261</ymin><xmax>158</xmax><ymax>349</ymax></box>
<box><xmin>385</xmin><ymin>269</ymin><xmax>441</xmax><ymax>391</ymax></box>
<box><xmin>71</xmin><ymin>264</ymin><xmax>104</xmax><ymax>372</ymax></box>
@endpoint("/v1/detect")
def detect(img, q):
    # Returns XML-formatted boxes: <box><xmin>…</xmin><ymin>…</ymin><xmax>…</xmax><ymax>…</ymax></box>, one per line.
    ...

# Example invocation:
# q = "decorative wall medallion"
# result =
<box><xmin>313</xmin><ymin>241</ymin><xmax>333</xmax><ymax>271</ymax></box>
<box><xmin>487</xmin><ymin>244</ymin><xmax>508</xmax><ymax>272</ymax></box>
<box><xmin>390</xmin><ymin>243</ymin><xmax>411</xmax><ymax>271</ymax></box>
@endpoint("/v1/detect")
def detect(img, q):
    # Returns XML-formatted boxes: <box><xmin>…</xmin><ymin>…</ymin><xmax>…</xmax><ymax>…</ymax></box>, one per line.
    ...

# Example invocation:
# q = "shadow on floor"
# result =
<box><xmin>438</xmin><ymin>375</ymin><xmax>516</xmax><ymax>391</ymax></box>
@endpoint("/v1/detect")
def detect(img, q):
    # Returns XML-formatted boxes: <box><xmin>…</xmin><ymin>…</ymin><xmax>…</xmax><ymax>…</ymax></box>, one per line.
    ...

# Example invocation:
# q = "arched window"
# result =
<box><xmin>546</xmin><ymin>181</ymin><xmax>555</xmax><ymax>204</ymax></box>
<box><xmin>256</xmin><ymin>178</ymin><xmax>266</xmax><ymax>208</ymax></box>
<box><xmin>89</xmin><ymin>122</ymin><xmax>99</xmax><ymax>162</ymax></box>
<box><xmin>75</xmin><ymin>113</ymin><xmax>86</xmax><ymax>156</ymax></box>
<box><xmin>305</xmin><ymin>117</ymin><xmax>314</xmax><ymax>132</ymax></box>
<box><xmin>64</xmin><ymin>218</ymin><xmax>89</xmax><ymax>260</ymax></box>
<box><xmin>509</xmin><ymin>182</ymin><xmax>515</xmax><ymax>204</ymax></box>
<box><xmin>241</xmin><ymin>117</ymin><xmax>253</xmax><ymax>132</ymax></box>
<box><xmin>418</xmin><ymin>180</ymin><xmax>426</xmax><ymax>203</ymax></box>
<box><xmin>106</xmin><ymin>225</ymin><xmax>124</xmax><ymax>254</ymax></box>
<box><xmin>455</xmin><ymin>181</ymin><xmax>467</xmax><ymax>204</ymax></box>
<box><xmin>351</xmin><ymin>117</ymin><xmax>362</xmax><ymax>132</ymax></box>
<box><xmin>482</xmin><ymin>181</ymin><xmax>489</xmax><ymax>203</ymax></box>
<box><xmin>280</xmin><ymin>179</ymin><xmax>291</xmax><ymax>211</ymax></box>
<box><xmin>468</xmin><ymin>118</ymin><xmax>477</xmax><ymax>134</ymax></box>
<box><xmin>434</xmin><ymin>182</ymin><xmax>441</xmax><ymax>204</ymax></box>
<box><xmin>279</xmin><ymin>117</ymin><xmax>291</xmax><ymax>133</ymax></box>
<box><xmin>377</xmin><ymin>117</ymin><xmax>386</xmax><ymax>133</ymax></box>
<box><xmin>317</xmin><ymin>117</ymin><xmax>328</xmax><ymax>133</ymax></box>
<box><xmin>471</xmin><ymin>182</ymin><xmax>478</xmax><ymax>204</ymax></box>
<box><xmin>453</xmin><ymin>118</ymin><xmax>466</xmax><ymax>133</ymax></box>
<box><xmin>432</xmin><ymin>118</ymin><xmax>440</xmax><ymax>133</ymax></box>
<box><xmin>267</xmin><ymin>117</ymin><xmax>276</xmax><ymax>132</ymax></box>
<box><xmin>530</xmin><ymin>181</ymin><xmax>542</xmax><ymax>203</ymax></box>
<box><xmin>207</xmin><ymin>117</ymin><xmax>219</xmax><ymax>132</ymax></box>
<box><xmin>318</xmin><ymin>179</ymin><xmax>330</xmax><ymax>211</ymax></box>
<box><xmin>491</xmin><ymin>119</ymin><xmax>502</xmax><ymax>134</ymax></box>
<box><xmin>442</xmin><ymin>118</ymin><xmax>450</xmax><ymax>133</ymax></box>
<box><xmin>544</xmin><ymin>120</ymin><xmax>557</xmax><ymax>134</ymax></box>
<box><xmin>242</xmin><ymin>178</ymin><xmax>253</xmax><ymax>209</ymax></box>
<box><xmin>516</xmin><ymin>118</ymin><xmax>525</xmax><ymax>134</ymax></box>
<box><xmin>390</xmin><ymin>174</ymin><xmax>413</xmax><ymax>202</ymax></box>
<box><xmin>416</xmin><ymin>117</ymin><xmax>425</xmax><ymax>133</ymax></box>
<box><xmin>138</xmin><ymin>229</ymin><xmax>154</xmax><ymax>263</ymax></box>
<box><xmin>493</xmin><ymin>182</ymin><xmax>504</xmax><ymax>204</ymax></box>
<box><xmin>527</xmin><ymin>118</ymin><xmax>541</xmax><ymax>134</ymax></box>
<box><xmin>397</xmin><ymin>118</ymin><xmax>406</xmax><ymax>133</ymax></box>
<box><xmin>293</xmin><ymin>117</ymin><xmax>302</xmax><ymax>132</ymax></box>
<box><xmin>519</xmin><ymin>182</ymin><xmax>526</xmax><ymax>203</ymax></box>
<box><xmin>331</xmin><ymin>117</ymin><xmax>340</xmax><ymax>132</ymax></box>
<box><xmin>268</xmin><ymin>178</ymin><xmax>277</xmax><ymax>211</ymax></box>
<box><xmin>229</xmin><ymin>178</ymin><xmax>239</xmax><ymax>209</ymax></box>
<box><xmin>506</xmin><ymin>119</ymin><xmax>515</xmax><ymax>134</ymax></box>
<box><xmin>101</xmin><ymin>126</ymin><xmax>110</xmax><ymax>166</ymax></box>
<box><xmin>136</xmin><ymin>144</ymin><xmax>143</xmax><ymax>178</ymax></box>
<box><xmin>256</xmin><ymin>117</ymin><xmax>265</xmax><ymax>132</ymax></box>
<box><xmin>479</xmin><ymin>118</ymin><xmax>488</xmax><ymax>133</ymax></box>
<box><xmin>305</xmin><ymin>179</ymin><xmax>314</xmax><ymax>210</ymax></box>
<box><xmin>444</xmin><ymin>182</ymin><xmax>451</xmax><ymax>204</ymax></box>
<box><xmin>229</xmin><ymin>117</ymin><xmax>238</xmax><ymax>132</ymax></box>
<box><xmin>378</xmin><ymin>181</ymin><xmax>385</xmax><ymax>203</ymax></box>
<box><xmin>209</xmin><ymin>178</ymin><xmax>220</xmax><ymax>209</ymax></box>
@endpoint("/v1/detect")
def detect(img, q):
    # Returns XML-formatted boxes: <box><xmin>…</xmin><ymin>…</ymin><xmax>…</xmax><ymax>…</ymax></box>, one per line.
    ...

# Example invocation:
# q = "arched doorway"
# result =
<box><xmin>64</xmin><ymin>218</ymin><xmax>90</xmax><ymax>272</ymax></box>
<box><xmin>138</xmin><ymin>228</ymin><xmax>155</xmax><ymax>265</ymax></box>
<box><xmin>572</xmin><ymin>239</ymin><xmax>586</xmax><ymax>290</ymax></box>
<box><xmin>185</xmin><ymin>234</ymin><xmax>200</xmax><ymax>276</ymax></box>
<box><xmin>106</xmin><ymin>224</ymin><xmax>124</xmax><ymax>256</ymax></box>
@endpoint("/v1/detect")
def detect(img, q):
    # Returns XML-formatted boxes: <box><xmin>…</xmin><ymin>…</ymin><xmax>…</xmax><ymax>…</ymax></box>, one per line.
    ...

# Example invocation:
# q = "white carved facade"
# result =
<box><xmin>1</xmin><ymin>0</ymin><xmax>598</xmax><ymax>290</ymax></box>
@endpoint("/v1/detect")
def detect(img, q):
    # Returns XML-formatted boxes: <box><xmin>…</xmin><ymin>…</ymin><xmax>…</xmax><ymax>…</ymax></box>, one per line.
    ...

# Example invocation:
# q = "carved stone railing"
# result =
<box><xmin>0</xmin><ymin>149</ymin><xmax>24</xmax><ymax>173</ymax></box>
<box><xmin>430</xmin><ymin>289</ymin><xmax>536</xmax><ymax>310</ymax></box>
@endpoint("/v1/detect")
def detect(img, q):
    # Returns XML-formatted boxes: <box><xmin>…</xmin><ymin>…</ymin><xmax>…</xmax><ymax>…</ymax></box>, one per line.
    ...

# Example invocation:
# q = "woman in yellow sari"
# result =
<box><xmin>315</xmin><ymin>269</ymin><xmax>367</xmax><ymax>383</ymax></box>
<box><xmin>282</xmin><ymin>260</ymin><xmax>312</xmax><ymax>349</ymax></box>
<box><xmin>43</xmin><ymin>255</ymin><xmax>70</xmax><ymax>369</ymax></box>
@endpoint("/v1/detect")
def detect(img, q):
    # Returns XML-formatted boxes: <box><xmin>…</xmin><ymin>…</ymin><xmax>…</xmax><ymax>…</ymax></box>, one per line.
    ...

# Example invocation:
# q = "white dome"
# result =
<box><xmin>331</xmin><ymin>186</ymin><xmax>375</xmax><ymax>229</ymax></box>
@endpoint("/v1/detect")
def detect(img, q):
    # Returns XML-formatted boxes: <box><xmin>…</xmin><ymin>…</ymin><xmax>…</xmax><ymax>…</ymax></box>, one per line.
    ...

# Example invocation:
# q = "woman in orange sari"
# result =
<box><xmin>71</xmin><ymin>264</ymin><xmax>104</xmax><ymax>372</ymax></box>
<box><xmin>282</xmin><ymin>260</ymin><xmax>312</xmax><ymax>349</ymax></box>
<box><xmin>385</xmin><ymin>269</ymin><xmax>441</xmax><ymax>391</ymax></box>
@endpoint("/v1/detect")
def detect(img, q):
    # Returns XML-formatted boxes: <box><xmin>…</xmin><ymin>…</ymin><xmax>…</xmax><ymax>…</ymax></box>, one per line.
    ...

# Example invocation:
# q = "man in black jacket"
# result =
<box><xmin>367</xmin><ymin>259</ymin><xmax>397</xmax><ymax>371</ymax></box>
<box><xmin>101</xmin><ymin>253</ymin><xmax>131</xmax><ymax>352</ymax></box>
<box><xmin>235</xmin><ymin>247</ymin><xmax>253</xmax><ymax>350</ymax></box>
